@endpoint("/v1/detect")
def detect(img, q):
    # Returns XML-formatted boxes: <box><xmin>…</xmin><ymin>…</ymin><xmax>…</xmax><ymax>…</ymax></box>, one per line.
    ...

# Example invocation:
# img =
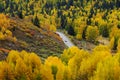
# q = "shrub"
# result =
<box><xmin>86</xmin><ymin>26</ymin><xmax>99</xmax><ymax>42</ymax></box>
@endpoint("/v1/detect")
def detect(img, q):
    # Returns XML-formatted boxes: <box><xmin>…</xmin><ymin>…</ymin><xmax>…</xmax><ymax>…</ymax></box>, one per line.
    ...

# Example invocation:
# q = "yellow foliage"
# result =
<box><xmin>41</xmin><ymin>64</ymin><xmax>54</xmax><ymax>80</ymax></box>
<box><xmin>109</xmin><ymin>37</ymin><xmax>115</xmax><ymax>50</ymax></box>
<box><xmin>44</xmin><ymin>56</ymin><xmax>65</xmax><ymax>80</ymax></box>
<box><xmin>5</xmin><ymin>30</ymin><xmax>12</xmax><ymax>36</ymax></box>
<box><xmin>38</xmin><ymin>14</ymin><xmax>57</xmax><ymax>31</ymax></box>
<box><xmin>0</xmin><ymin>14</ymin><xmax>16</xmax><ymax>41</ymax></box>
<box><xmin>7</xmin><ymin>50</ymin><xmax>21</xmax><ymax>65</ymax></box>
<box><xmin>15</xmin><ymin>58</ymin><xmax>29</xmax><ymax>80</ymax></box>
<box><xmin>110</xmin><ymin>27</ymin><xmax>120</xmax><ymax>39</ymax></box>
<box><xmin>61</xmin><ymin>46</ymin><xmax>80</xmax><ymax>64</ymax></box>
<box><xmin>50</xmin><ymin>24</ymin><xmax>56</xmax><ymax>32</ymax></box>
<box><xmin>1</xmin><ymin>45</ymin><xmax>120</xmax><ymax>80</ymax></box>
<box><xmin>0</xmin><ymin>13</ymin><xmax>10</xmax><ymax>28</ymax></box>
<box><xmin>93</xmin><ymin>44</ymin><xmax>110</xmax><ymax>52</ymax></box>
<box><xmin>117</xmin><ymin>39</ymin><xmax>120</xmax><ymax>52</ymax></box>
<box><xmin>0</xmin><ymin>62</ymin><xmax>14</xmax><ymax>80</ymax></box>
<box><xmin>78</xmin><ymin>45</ymin><xmax>111</xmax><ymax>80</ymax></box>
<box><xmin>68</xmin><ymin>50</ymin><xmax>89</xmax><ymax>80</ymax></box>
<box><xmin>63</xmin><ymin>66</ymin><xmax>72</xmax><ymax>80</ymax></box>
<box><xmin>73</xmin><ymin>17</ymin><xmax>86</xmax><ymax>39</ymax></box>
<box><xmin>86</xmin><ymin>26</ymin><xmax>99</xmax><ymax>42</ymax></box>
<box><xmin>6</xmin><ymin>50</ymin><xmax>42</xmax><ymax>80</ymax></box>
<box><xmin>0</xmin><ymin>32</ymin><xmax>5</xmax><ymax>40</ymax></box>
<box><xmin>91</xmin><ymin>56</ymin><xmax>120</xmax><ymax>80</ymax></box>
<box><xmin>76</xmin><ymin>33</ymin><xmax>82</xmax><ymax>40</ymax></box>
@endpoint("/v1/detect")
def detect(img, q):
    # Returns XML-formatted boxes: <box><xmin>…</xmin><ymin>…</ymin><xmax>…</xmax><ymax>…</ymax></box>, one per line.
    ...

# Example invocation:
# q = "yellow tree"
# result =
<box><xmin>40</xmin><ymin>64</ymin><xmax>54</xmax><ymax>80</ymax></box>
<box><xmin>15</xmin><ymin>58</ymin><xmax>29</xmax><ymax>80</ymax></box>
<box><xmin>44</xmin><ymin>56</ymin><xmax>65</xmax><ymax>80</ymax></box>
<box><xmin>0</xmin><ymin>14</ymin><xmax>16</xmax><ymax>41</ymax></box>
<box><xmin>91</xmin><ymin>55</ymin><xmax>120</xmax><ymax>80</ymax></box>
<box><xmin>7</xmin><ymin>50</ymin><xmax>43</xmax><ymax>80</ymax></box>
<box><xmin>73</xmin><ymin>17</ymin><xmax>87</xmax><ymax>40</ymax></box>
<box><xmin>0</xmin><ymin>62</ymin><xmax>14</xmax><ymax>80</ymax></box>
<box><xmin>0</xmin><ymin>14</ymin><xmax>11</xmax><ymax>40</ymax></box>
<box><xmin>63</xmin><ymin>66</ymin><xmax>72</xmax><ymax>80</ymax></box>
<box><xmin>86</xmin><ymin>26</ymin><xmax>99</xmax><ymax>42</ymax></box>
<box><xmin>27</xmin><ymin>53</ymin><xmax>42</xmax><ymax>80</ymax></box>
<box><xmin>61</xmin><ymin>46</ymin><xmax>80</xmax><ymax>64</ymax></box>
<box><xmin>7</xmin><ymin>50</ymin><xmax>21</xmax><ymax>67</ymax></box>
<box><xmin>109</xmin><ymin>27</ymin><xmax>120</xmax><ymax>50</ymax></box>
<box><xmin>78</xmin><ymin>45</ymin><xmax>111</xmax><ymax>80</ymax></box>
<box><xmin>109</xmin><ymin>37</ymin><xmax>115</xmax><ymax>50</ymax></box>
<box><xmin>68</xmin><ymin>50</ymin><xmax>89</xmax><ymax>80</ymax></box>
<box><xmin>0</xmin><ymin>13</ymin><xmax>10</xmax><ymax>29</ymax></box>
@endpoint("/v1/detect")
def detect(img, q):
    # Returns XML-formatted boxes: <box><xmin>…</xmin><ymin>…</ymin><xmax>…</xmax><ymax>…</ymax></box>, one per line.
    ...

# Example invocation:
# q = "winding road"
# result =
<box><xmin>56</xmin><ymin>31</ymin><xmax>74</xmax><ymax>47</ymax></box>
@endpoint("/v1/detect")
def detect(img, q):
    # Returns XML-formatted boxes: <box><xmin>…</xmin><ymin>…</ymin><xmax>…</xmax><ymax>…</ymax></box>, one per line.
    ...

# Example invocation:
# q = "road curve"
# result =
<box><xmin>56</xmin><ymin>31</ymin><xmax>74</xmax><ymax>48</ymax></box>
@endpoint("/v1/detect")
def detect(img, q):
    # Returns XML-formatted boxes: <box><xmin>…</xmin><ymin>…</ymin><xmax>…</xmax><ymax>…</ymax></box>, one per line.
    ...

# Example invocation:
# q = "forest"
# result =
<box><xmin>0</xmin><ymin>0</ymin><xmax>120</xmax><ymax>80</ymax></box>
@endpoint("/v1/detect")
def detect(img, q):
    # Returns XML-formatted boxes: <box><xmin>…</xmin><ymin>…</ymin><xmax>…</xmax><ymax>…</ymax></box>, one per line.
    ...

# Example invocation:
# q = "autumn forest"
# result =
<box><xmin>0</xmin><ymin>0</ymin><xmax>120</xmax><ymax>80</ymax></box>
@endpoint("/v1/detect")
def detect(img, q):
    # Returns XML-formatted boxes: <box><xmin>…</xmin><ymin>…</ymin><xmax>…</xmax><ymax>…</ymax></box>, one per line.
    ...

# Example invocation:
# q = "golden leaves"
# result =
<box><xmin>86</xmin><ymin>26</ymin><xmax>99</xmax><ymax>42</ymax></box>
<box><xmin>1</xmin><ymin>45</ymin><xmax>120</xmax><ymax>80</ymax></box>
<box><xmin>0</xmin><ymin>14</ymin><xmax>17</xmax><ymax>41</ymax></box>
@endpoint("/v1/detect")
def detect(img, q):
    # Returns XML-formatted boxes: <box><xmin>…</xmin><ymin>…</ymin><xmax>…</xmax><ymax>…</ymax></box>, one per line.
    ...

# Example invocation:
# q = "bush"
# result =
<box><xmin>86</xmin><ymin>26</ymin><xmax>99</xmax><ymax>42</ymax></box>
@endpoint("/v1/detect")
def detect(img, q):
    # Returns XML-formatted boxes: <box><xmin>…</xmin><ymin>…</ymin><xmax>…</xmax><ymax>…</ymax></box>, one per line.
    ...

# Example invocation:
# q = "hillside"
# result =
<box><xmin>0</xmin><ymin>0</ymin><xmax>120</xmax><ymax>80</ymax></box>
<box><xmin>0</xmin><ymin>16</ymin><xmax>65</xmax><ymax>60</ymax></box>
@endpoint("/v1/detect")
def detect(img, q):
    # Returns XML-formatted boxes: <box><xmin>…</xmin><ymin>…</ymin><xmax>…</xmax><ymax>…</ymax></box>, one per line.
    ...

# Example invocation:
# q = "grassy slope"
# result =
<box><xmin>0</xmin><ymin>16</ymin><xmax>66</xmax><ymax>60</ymax></box>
